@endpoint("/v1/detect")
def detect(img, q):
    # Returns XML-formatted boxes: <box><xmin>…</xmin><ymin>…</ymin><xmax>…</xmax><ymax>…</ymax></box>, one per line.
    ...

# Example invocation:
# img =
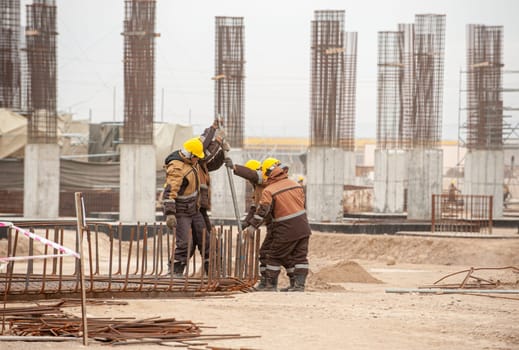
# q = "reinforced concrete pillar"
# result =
<box><xmin>119</xmin><ymin>144</ymin><xmax>157</xmax><ymax>223</ymax></box>
<box><xmin>24</xmin><ymin>144</ymin><xmax>60</xmax><ymax>218</ymax></box>
<box><xmin>464</xmin><ymin>149</ymin><xmax>504</xmax><ymax>217</ymax></box>
<box><xmin>374</xmin><ymin>149</ymin><xmax>407</xmax><ymax>213</ymax></box>
<box><xmin>407</xmin><ymin>148</ymin><xmax>443</xmax><ymax>220</ymax></box>
<box><xmin>210</xmin><ymin>148</ymin><xmax>246</xmax><ymax>220</ymax></box>
<box><xmin>306</xmin><ymin>146</ymin><xmax>345</xmax><ymax>222</ymax></box>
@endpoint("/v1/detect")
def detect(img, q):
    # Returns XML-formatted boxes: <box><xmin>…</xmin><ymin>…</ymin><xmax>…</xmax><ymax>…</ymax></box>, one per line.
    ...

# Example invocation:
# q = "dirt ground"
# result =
<box><xmin>2</xmin><ymin>231</ymin><xmax>519</xmax><ymax>350</ymax></box>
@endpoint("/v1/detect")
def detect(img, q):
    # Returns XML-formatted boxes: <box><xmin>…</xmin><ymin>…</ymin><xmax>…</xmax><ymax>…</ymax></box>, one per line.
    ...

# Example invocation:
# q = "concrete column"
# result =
<box><xmin>119</xmin><ymin>144</ymin><xmax>157</xmax><ymax>223</ymax></box>
<box><xmin>306</xmin><ymin>146</ymin><xmax>345</xmax><ymax>222</ymax></box>
<box><xmin>210</xmin><ymin>148</ymin><xmax>246</xmax><ymax>220</ymax></box>
<box><xmin>464</xmin><ymin>149</ymin><xmax>504</xmax><ymax>217</ymax></box>
<box><xmin>343</xmin><ymin>151</ymin><xmax>356</xmax><ymax>186</ymax></box>
<box><xmin>374</xmin><ymin>149</ymin><xmax>407</xmax><ymax>213</ymax></box>
<box><xmin>24</xmin><ymin>144</ymin><xmax>60</xmax><ymax>218</ymax></box>
<box><xmin>407</xmin><ymin>148</ymin><xmax>443</xmax><ymax>220</ymax></box>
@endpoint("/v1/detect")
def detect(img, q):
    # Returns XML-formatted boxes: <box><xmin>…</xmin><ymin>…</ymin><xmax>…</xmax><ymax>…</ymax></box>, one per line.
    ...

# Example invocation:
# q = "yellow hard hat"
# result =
<box><xmin>262</xmin><ymin>157</ymin><xmax>280</xmax><ymax>178</ymax></box>
<box><xmin>244</xmin><ymin>159</ymin><xmax>261</xmax><ymax>171</ymax></box>
<box><xmin>183</xmin><ymin>137</ymin><xmax>205</xmax><ymax>159</ymax></box>
<box><xmin>298</xmin><ymin>175</ymin><xmax>304</xmax><ymax>182</ymax></box>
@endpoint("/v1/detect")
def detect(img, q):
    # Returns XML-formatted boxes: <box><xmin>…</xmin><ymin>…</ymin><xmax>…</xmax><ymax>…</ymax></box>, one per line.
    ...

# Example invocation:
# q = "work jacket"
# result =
<box><xmin>251</xmin><ymin>166</ymin><xmax>311</xmax><ymax>242</ymax></box>
<box><xmin>162</xmin><ymin>150</ymin><xmax>200</xmax><ymax>216</ymax></box>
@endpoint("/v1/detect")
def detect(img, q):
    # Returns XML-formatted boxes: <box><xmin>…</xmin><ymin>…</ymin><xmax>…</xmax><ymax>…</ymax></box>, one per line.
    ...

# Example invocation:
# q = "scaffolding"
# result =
<box><xmin>310</xmin><ymin>10</ymin><xmax>357</xmax><ymax>150</ymax></box>
<box><xmin>25</xmin><ymin>0</ymin><xmax>57</xmax><ymax>144</ymax></box>
<box><xmin>0</xmin><ymin>0</ymin><xmax>21</xmax><ymax>110</ymax></box>
<box><xmin>122</xmin><ymin>0</ymin><xmax>157</xmax><ymax>145</ymax></box>
<box><xmin>214</xmin><ymin>16</ymin><xmax>245</xmax><ymax>148</ymax></box>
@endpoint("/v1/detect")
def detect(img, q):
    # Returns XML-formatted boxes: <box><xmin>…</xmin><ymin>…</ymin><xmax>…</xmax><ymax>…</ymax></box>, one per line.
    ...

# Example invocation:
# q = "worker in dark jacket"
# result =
<box><xmin>225</xmin><ymin>157</ymin><xmax>273</xmax><ymax>289</ymax></box>
<box><xmin>162</xmin><ymin>137</ymin><xmax>207</xmax><ymax>277</ymax></box>
<box><xmin>248</xmin><ymin>161</ymin><xmax>311</xmax><ymax>292</ymax></box>
<box><xmin>198</xmin><ymin>119</ymin><xmax>227</xmax><ymax>232</ymax></box>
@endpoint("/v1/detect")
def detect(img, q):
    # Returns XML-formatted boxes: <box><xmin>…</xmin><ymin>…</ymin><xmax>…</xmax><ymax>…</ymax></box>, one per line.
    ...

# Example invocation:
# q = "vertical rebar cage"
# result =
<box><xmin>0</xmin><ymin>0</ymin><xmax>21</xmax><ymax>110</ymax></box>
<box><xmin>466</xmin><ymin>24</ymin><xmax>504</xmax><ymax>150</ymax></box>
<box><xmin>214</xmin><ymin>16</ymin><xmax>245</xmax><ymax>148</ymax></box>
<box><xmin>25</xmin><ymin>0</ymin><xmax>57</xmax><ymax>144</ymax></box>
<box><xmin>408</xmin><ymin>14</ymin><xmax>446</xmax><ymax>149</ymax></box>
<box><xmin>122</xmin><ymin>0</ymin><xmax>157</xmax><ymax>145</ymax></box>
<box><xmin>376</xmin><ymin>31</ymin><xmax>405</xmax><ymax>149</ymax></box>
<box><xmin>310</xmin><ymin>10</ymin><xmax>356</xmax><ymax>149</ymax></box>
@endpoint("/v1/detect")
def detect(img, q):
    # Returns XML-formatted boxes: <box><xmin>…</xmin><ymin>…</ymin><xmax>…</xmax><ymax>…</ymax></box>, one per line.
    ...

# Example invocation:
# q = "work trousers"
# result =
<box><xmin>266</xmin><ymin>235</ymin><xmax>309</xmax><ymax>269</ymax></box>
<box><xmin>174</xmin><ymin>211</ymin><xmax>209</xmax><ymax>264</ymax></box>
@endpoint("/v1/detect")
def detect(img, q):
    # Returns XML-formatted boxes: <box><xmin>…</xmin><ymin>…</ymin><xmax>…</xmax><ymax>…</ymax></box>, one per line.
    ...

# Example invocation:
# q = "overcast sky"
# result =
<box><xmin>23</xmin><ymin>0</ymin><xmax>519</xmax><ymax>140</ymax></box>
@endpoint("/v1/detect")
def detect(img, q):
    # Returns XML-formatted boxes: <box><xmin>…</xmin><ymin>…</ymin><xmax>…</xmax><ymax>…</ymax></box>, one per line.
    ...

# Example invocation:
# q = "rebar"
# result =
<box><xmin>25</xmin><ymin>0</ymin><xmax>58</xmax><ymax>143</ymax></box>
<box><xmin>0</xmin><ymin>0</ymin><xmax>21</xmax><ymax>110</ymax></box>
<box><xmin>310</xmin><ymin>10</ymin><xmax>357</xmax><ymax>150</ymax></box>
<box><xmin>376</xmin><ymin>31</ymin><xmax>405</xmax><ymax>149</ymax></box>
<box><xmin>431</xmin><ymin>194</ymin><xmax>493</xmax><ymax>234</ymax></box>
<box><xmin>214</xmin><ymin>16</ymin><xmax>245</xmax><ymax>148</ymax></box>
<box><xmin>122</xmin><ymin>0</ymin><xmax>157</xmax><ymax>144</ymax></box>
<box><xmin>0</xmin><ymin>222</ymin><xmax>260</xmax><ymax>300</ymax></box>
<box><xmin>466</xmin><ymin>24</ymin><xmax>504</xmax><ymax>150</ymax></box>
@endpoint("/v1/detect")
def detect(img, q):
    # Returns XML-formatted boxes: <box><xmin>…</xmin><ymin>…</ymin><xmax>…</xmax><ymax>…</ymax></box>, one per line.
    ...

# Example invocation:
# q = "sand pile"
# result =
<box><xmin>313</xmin><ymin>260</ymin><xmax>382</xmax><ymax>284</ymax></box>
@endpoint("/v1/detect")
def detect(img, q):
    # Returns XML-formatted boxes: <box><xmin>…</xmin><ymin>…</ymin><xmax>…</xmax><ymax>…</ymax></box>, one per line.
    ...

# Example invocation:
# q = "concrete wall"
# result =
<box><xmin>23</xmin><ymin>144</ymin><xmax>60</xmax><ymax>218</ymax></box>
<box><xmin>464</xmin><ymin>149</ymin><xmax>504</xmax><ymax>217</ymax></box>
<box><xmin>210</xmin><ymin>148</ymin><xmax>246</xmax><ymax>220</ymax></box>
<box><xmin>374</xmin><ymin>149</ymin><xmax>407</xmax><ymax>213</ymax></box>
<box><xmin>119</xmin><ymin>144</ymin><xmax>157</xmax><ymax>223</ymax></box>
<box><xmin>407</xmin><ymin>148</ymin><xmax>443</xmax><ymax>220</ymax></box>
<box><xmin>306</xmin><ymin>147</ymin><xmax>345</xmax><ymax>222</ymax></box>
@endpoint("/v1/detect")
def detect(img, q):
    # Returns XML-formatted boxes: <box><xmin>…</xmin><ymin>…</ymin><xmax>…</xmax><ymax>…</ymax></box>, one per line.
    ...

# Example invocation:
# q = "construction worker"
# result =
<box><xmin>198</xmin><ymin>119</ymin><xmax>227</xmax><ymax>232</ymax></box>
<box><xmin>224</xmin><ymin>157</ymin><xmax>276</xmax><ymax>290</ymax></box>
<box><xmin>162</xmin><ymin>137</ymin><xmax>208</xmax><ymax>277</ymax></box>
<box><xmin>248</xmin><ymin>159</ymin><xmax>311</xmax><ymax>292</ymax></box>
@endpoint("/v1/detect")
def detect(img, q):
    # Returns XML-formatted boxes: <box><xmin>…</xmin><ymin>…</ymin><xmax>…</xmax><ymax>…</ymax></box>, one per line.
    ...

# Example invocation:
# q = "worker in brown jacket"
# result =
<box><xmin>248</xmin><ymin>160</ymin><xmax>311</xmax><ymax>292</ymax></box>
<box><xmin>162</xmin><ymin>137</ymin><xmax>207</xmax><ymax>277</ymax></box>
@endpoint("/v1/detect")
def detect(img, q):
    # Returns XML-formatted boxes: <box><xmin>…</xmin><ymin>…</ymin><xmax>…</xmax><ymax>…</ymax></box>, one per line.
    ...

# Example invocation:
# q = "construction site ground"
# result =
<box><xmin>2</xmin><ymin>230</ymin><xmax>519</xmax><ymax>349</ymax></box>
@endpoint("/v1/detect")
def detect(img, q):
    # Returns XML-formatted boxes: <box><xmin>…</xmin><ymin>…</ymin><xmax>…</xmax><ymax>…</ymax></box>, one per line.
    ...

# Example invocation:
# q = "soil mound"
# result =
<box><xmin>314</xmin><ymin>260</ymin><xmax>382</xmax><ymax>284</ymax></box>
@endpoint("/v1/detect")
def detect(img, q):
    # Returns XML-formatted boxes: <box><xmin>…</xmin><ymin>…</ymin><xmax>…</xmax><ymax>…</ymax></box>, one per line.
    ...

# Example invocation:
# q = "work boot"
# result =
<box><xmin>262</xmin><ymin>268</ymin><xmax>280</xmax><ymax>292</ymax></box>
<box><xmin>172</xmin><ymin>261</ymin><xmax>185</xmax><ymax>278</ymax></box>
<box><xmin>287</xmin><ymin>268</ymin><xmax>308</xmax><ymax>292</ymax></box>
<box><xmin>203</xmin><ymin>261</ymin><xmax>210</xmax><ymax>276</ymax></box>
<box><xmin>253</xmin><ymin>275</ymin><xmax>267</xmax><ymax>291</ymax></box>
<box><xmin>280</xmin><ymin>272</ymin><xmax>295</xmax><ymax>292</ymax></box>
<box><xmin>253</xmin><ymin>266</ymin><xmax>267</xmax><ymax>291</ymax></box>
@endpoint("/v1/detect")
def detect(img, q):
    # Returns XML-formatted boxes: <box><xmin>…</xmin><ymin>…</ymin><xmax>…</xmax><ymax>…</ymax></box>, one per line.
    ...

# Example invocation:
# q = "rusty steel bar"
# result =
<box><xmin>431</xmin><ymin>194</ymin><xmax>493</xmax><ymax>234</ymax></box>
<box><xmin>0</xmin><ymin>222</ymin><xmax>258</xmax><ymax>299</ymax></box>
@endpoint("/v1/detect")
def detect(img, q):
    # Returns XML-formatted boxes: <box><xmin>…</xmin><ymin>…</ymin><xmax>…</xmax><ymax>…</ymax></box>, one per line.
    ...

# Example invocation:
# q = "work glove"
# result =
<box><xmin>212</xmin><ymin>117</ymin><xmax>220</xmax><ymax>129</ymax></box>
<box><xmin>224</xmin><ymin>157</ymin><xmax>234</xmax><ymax>169</ymax></box>
<box><xmin>245</xmin><ymin>225</ymin><xmax>256</xmax><ymax>237</ymax></box>
<box><xmin>166</xmin><ymin>215</ymin><xmax>177</xmax><ymax>229</ymax></box>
